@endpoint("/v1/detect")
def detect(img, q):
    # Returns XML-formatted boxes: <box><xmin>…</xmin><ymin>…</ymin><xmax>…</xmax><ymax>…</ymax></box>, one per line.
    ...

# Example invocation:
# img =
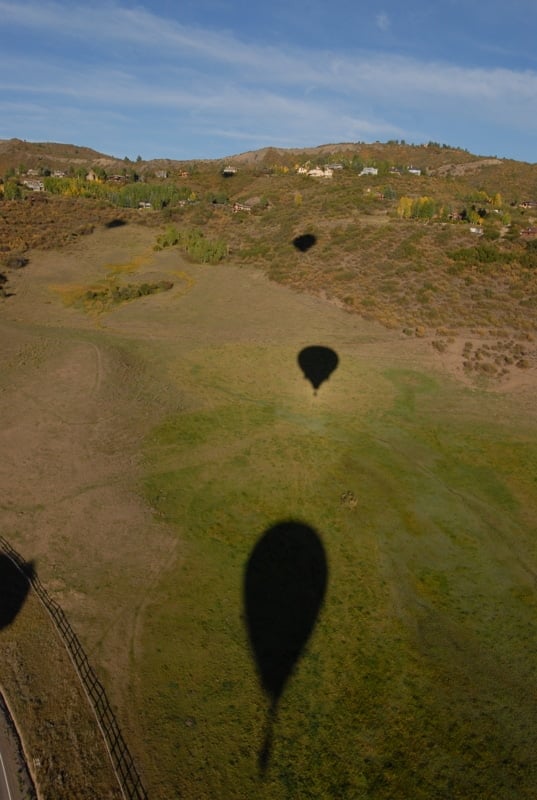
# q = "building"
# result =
<box><xmin>22</xmin><ymin>179</ymin><xmax>44</xmax><ymax>191</ymax></box>
<box><xmin>307</xmin><ymin>167</ymin><xmax>333</xmax><ymax>178</ymax></box>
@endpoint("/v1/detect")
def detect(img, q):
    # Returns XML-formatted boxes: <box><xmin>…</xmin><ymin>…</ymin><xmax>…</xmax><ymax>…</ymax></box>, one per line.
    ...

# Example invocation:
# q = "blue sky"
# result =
<box><xmin>1</xmin><ymin>0</ymin><xmax>537</xmax><ymax>162</ymax></box>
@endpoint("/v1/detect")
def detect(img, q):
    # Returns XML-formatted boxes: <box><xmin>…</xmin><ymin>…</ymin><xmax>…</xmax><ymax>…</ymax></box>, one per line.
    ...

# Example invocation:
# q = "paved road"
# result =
<box><xmin>0</xmin><ymin>700</ymin><xmax>33</xmax><ymax>800</ymax></box>
<box><xmin>0</xmin><ymin>744</ymin><xmax>18</xmax><ymax>800</ymax></box>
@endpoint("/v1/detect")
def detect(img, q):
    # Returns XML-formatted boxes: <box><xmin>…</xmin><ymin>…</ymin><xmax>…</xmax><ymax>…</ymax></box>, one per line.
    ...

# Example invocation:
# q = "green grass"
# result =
<box><xmin>138</xmin><ymin>349</ymin><xmax>537</xmax><ymax>799</ymax></box>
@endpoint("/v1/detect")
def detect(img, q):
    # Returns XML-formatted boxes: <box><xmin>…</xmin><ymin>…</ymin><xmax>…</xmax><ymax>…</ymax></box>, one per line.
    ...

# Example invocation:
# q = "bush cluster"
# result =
<box><xmin>154</xmin><ymin>225</ymin><xmax>227</xmax><ymax>264</ymax></box>
<box><xmin>84</xmin><ymin>280</ymin><xmax>173</xmax><ymax>307</ymax></box>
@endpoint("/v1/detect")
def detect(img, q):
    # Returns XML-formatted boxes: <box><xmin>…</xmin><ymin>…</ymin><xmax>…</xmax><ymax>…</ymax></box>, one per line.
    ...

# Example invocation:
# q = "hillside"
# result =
<box><xmin>2</xmin><ymin>137</ymin><xmax>537</xmax><ymax>799</ymax></box>
<box><xmin>2</xmin><ymin>137</ymin><xmax>537</xmax><ymax>383</ymax></box>
<box><xmin>1</xmin><ymin>219</ymin><xmax>537</xmax><ymax>799</ymax></box>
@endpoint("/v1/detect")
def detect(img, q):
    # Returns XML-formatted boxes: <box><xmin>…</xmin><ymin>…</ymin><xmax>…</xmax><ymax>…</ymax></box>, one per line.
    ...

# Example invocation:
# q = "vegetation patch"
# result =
<box><xmin>154</xmin><ymin>224</ymin><xmax>227</xmax><ymax>263</ymax></box>
<box><xmin>55</xmin><ymin>278</ymin><xmax>174</xmax><ymax>312</ymax></box>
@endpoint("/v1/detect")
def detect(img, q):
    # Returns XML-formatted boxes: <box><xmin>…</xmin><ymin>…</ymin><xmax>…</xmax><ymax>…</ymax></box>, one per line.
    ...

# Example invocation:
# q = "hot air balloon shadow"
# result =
<box><xmin>244</xmin><ymin>521</ymin><xmax>328</xmax><ymax>773</ymax></box>
<box><xmin>298</xmin><ymin>346</ymin><xmax>339</xmax><ymax>395</ymax></box>
<box><xmin>292</xmin><ymin>233</ymin><xmax>317</xmax><ymax>252</ymax></box>
<box><xmin>0</xmin><ymin>555</ymin><xmax>34</xmax><ymax>630</ymax></box>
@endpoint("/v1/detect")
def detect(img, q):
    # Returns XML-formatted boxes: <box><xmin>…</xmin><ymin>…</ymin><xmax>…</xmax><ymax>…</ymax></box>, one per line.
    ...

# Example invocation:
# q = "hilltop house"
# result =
<box><xmin>360</xmin><ymin>167</ymin><xmax>378</xmax><ymax>176</ymax></box>
<box><xmin>307</xmin><ymin>167</ymin><xmax>333</xmax><ymax>178</ymax></box>
<box><xmin>22</xmin><ymin>179</ymin><xmax>44</xmax><ymax>191</ymax></box>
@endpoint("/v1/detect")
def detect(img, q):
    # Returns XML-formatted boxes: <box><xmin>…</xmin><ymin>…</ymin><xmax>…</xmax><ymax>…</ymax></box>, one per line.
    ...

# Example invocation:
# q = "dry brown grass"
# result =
<box><xmin>0</xmin><ymin>573</ymin><xmax>121</xmax><ymax>799</ymax></box>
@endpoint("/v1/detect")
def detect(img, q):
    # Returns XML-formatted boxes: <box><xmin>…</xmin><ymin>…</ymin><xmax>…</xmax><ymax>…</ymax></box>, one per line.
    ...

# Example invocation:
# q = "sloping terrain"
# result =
<box><xmin>1</xmin><ymin>218</ymin><xmax>536</xmax><ymax>798</ymax></box>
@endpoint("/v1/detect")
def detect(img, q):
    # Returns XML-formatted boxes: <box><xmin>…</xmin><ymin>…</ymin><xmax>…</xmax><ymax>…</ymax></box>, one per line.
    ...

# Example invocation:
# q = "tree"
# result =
<box><xmin>412</xmin><ymin>196</ymin><xmax>436</xmax><ymax>220</ymax></box>
<box><xmin>4</xmin><ymin>180</ymin><xmax>22</xmax><ymax>200</ymax></box>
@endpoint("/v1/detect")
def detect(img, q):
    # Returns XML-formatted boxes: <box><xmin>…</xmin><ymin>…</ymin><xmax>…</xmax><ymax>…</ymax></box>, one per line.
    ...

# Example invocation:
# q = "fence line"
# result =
<box><xmin>0</xmin><ymin>536</ymin><xmax>148</xmax><ymax>800</ymax></box>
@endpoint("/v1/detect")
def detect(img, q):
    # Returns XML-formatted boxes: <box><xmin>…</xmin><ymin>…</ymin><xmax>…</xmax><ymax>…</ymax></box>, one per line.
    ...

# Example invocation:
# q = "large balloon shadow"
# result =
<box><xmin>298</xmin><ymin>346</ymin><xmax>339</xmax><ymax>394</ymax></box>
<box><xmin>244</xmin><ymin>521</ymin><xmax>328</xmax><ymax>772</ymax></box>
<box><xmin>0</xmin><ymin>555</ymin><xmax>34</xmax><ymax>630</ymax></box>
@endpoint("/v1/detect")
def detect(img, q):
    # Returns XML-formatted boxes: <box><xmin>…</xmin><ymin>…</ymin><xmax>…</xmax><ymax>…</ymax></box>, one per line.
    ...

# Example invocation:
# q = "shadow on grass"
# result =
<box><xmin>292</xmin><ymin>233</ymin><xmax>317</xmax><ymax>252</ymax></box>
<box><xmin>244</xmin><ymin>520</ymin><xmax>328</xmax><ymax>773</ymax></box>
<box><xmin>298</xmin><ymin>346</ymin><xmax>339</xmax><ymax>394</ymax></box>
<box><xmin>0</xmin><ymin>555</ymin><xmax>34</xmax><ymax>630</ymax></box>
<box><xmin>104</xmin><ymin>219</ymin><xmax>127</xmax><ymax>229</ymax></box>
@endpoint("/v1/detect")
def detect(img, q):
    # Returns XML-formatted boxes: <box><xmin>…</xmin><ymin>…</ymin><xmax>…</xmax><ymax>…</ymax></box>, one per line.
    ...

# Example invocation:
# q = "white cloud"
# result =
<box><xmin>4</xmin><ymin>1</ymin><xmax>537</xmax><ymax>105</ymax></box>
<box><xmin>376</xmin><ymin>12</ymin><xmax>390</xmax><ymax>32</ymax></box>
<box><xmin>3</xmin><ymin>0</ymin><xmax>537</xmax><ymax>156</ymax></box>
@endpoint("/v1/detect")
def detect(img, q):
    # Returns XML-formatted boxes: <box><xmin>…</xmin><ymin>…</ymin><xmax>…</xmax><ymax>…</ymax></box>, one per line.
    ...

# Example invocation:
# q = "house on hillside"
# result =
<box><xmin>232</xmin><ymin>202</ymin><xmax>252</xmax><ymax>213</ymax></box>
<box><xmin>307</xmin><ymin>167</ymin><xmax>333</xmax><ymax>178</ymax></box>
<box><xmin>222</xmin><ymin>165</ymin><xmax>237</xmax><ymax>176</ymax></box>
<box><xmin>155</xmin><ymin>169</ymin><xmax>168</xmax><ymax>179</ymax></box>
<box><xmin>359</xmin><ymin>167</ymin><xmax>378</xmax><ymax>176</ymax></box>
<box><xmin>408</xmin><ymin>167</ymin><xmax>422</xmax><ymax>176</ymax></box>
<box><xmin>22</xmin><ymin>179</ymin><xmax>44</xmax><ymax>191</ymax></box>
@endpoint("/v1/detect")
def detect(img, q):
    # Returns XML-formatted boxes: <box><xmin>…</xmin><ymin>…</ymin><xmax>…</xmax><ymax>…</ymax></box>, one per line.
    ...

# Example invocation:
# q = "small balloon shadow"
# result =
<box><xmin>244</xmin><ymin>521</ymin><xmax>328</xmax><ymax>772</ymax></box>
<box><xmin>298</xmin><ymin>346</ymin><xmax>339</xmax><ymax>394</ymax></box>
<box><xmin>0</xmin><ymin>555</ymin><xmax>34</xmax><ymax>630</ymax></box>
<box><xmin>105</xmin><ymin>219</ymin><xmax>127</xmax><ymax>228</ymax></box>
<box><xmin>292</xmin><ymin>234</ymin><xmax>317</xmax><ymax>252</ymax></box>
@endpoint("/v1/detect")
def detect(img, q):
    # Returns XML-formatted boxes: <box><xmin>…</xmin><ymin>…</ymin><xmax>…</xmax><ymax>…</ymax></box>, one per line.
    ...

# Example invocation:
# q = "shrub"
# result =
<box><xmin>154</xmin><ymin>226</ymin><xmax>227</xmax><ymax>264</ymax></box>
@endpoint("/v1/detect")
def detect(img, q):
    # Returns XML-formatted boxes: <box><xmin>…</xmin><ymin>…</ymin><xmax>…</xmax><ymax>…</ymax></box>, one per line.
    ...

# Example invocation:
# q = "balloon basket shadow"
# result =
<box><xmin>259</xmin><ymin>702</ymin><xmax>277</xmax><ymax>775</ymax></box>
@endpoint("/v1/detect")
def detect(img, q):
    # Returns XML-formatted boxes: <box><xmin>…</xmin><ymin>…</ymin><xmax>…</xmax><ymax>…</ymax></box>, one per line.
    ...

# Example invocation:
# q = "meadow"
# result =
<box><xmin>139</xmin><ymin>334</ymin><xmax>537</xmax><ymax>798</ymax></box>
<box><xmin>1</xmin><ymin>220</ymin><xmax>537</xmax><ymax>799</ymax></box>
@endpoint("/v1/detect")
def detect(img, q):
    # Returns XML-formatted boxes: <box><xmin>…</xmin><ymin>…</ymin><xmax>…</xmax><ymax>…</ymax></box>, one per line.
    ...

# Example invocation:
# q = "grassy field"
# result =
<box><xmin>1</xmin><ymin>222</ymin><xmax>537</xmax><ymax>798</ymax></box>
<box><xmin>139</xmin><ymin>342</ymin><xmax>537</xmax><ymax>798</ymax></box>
